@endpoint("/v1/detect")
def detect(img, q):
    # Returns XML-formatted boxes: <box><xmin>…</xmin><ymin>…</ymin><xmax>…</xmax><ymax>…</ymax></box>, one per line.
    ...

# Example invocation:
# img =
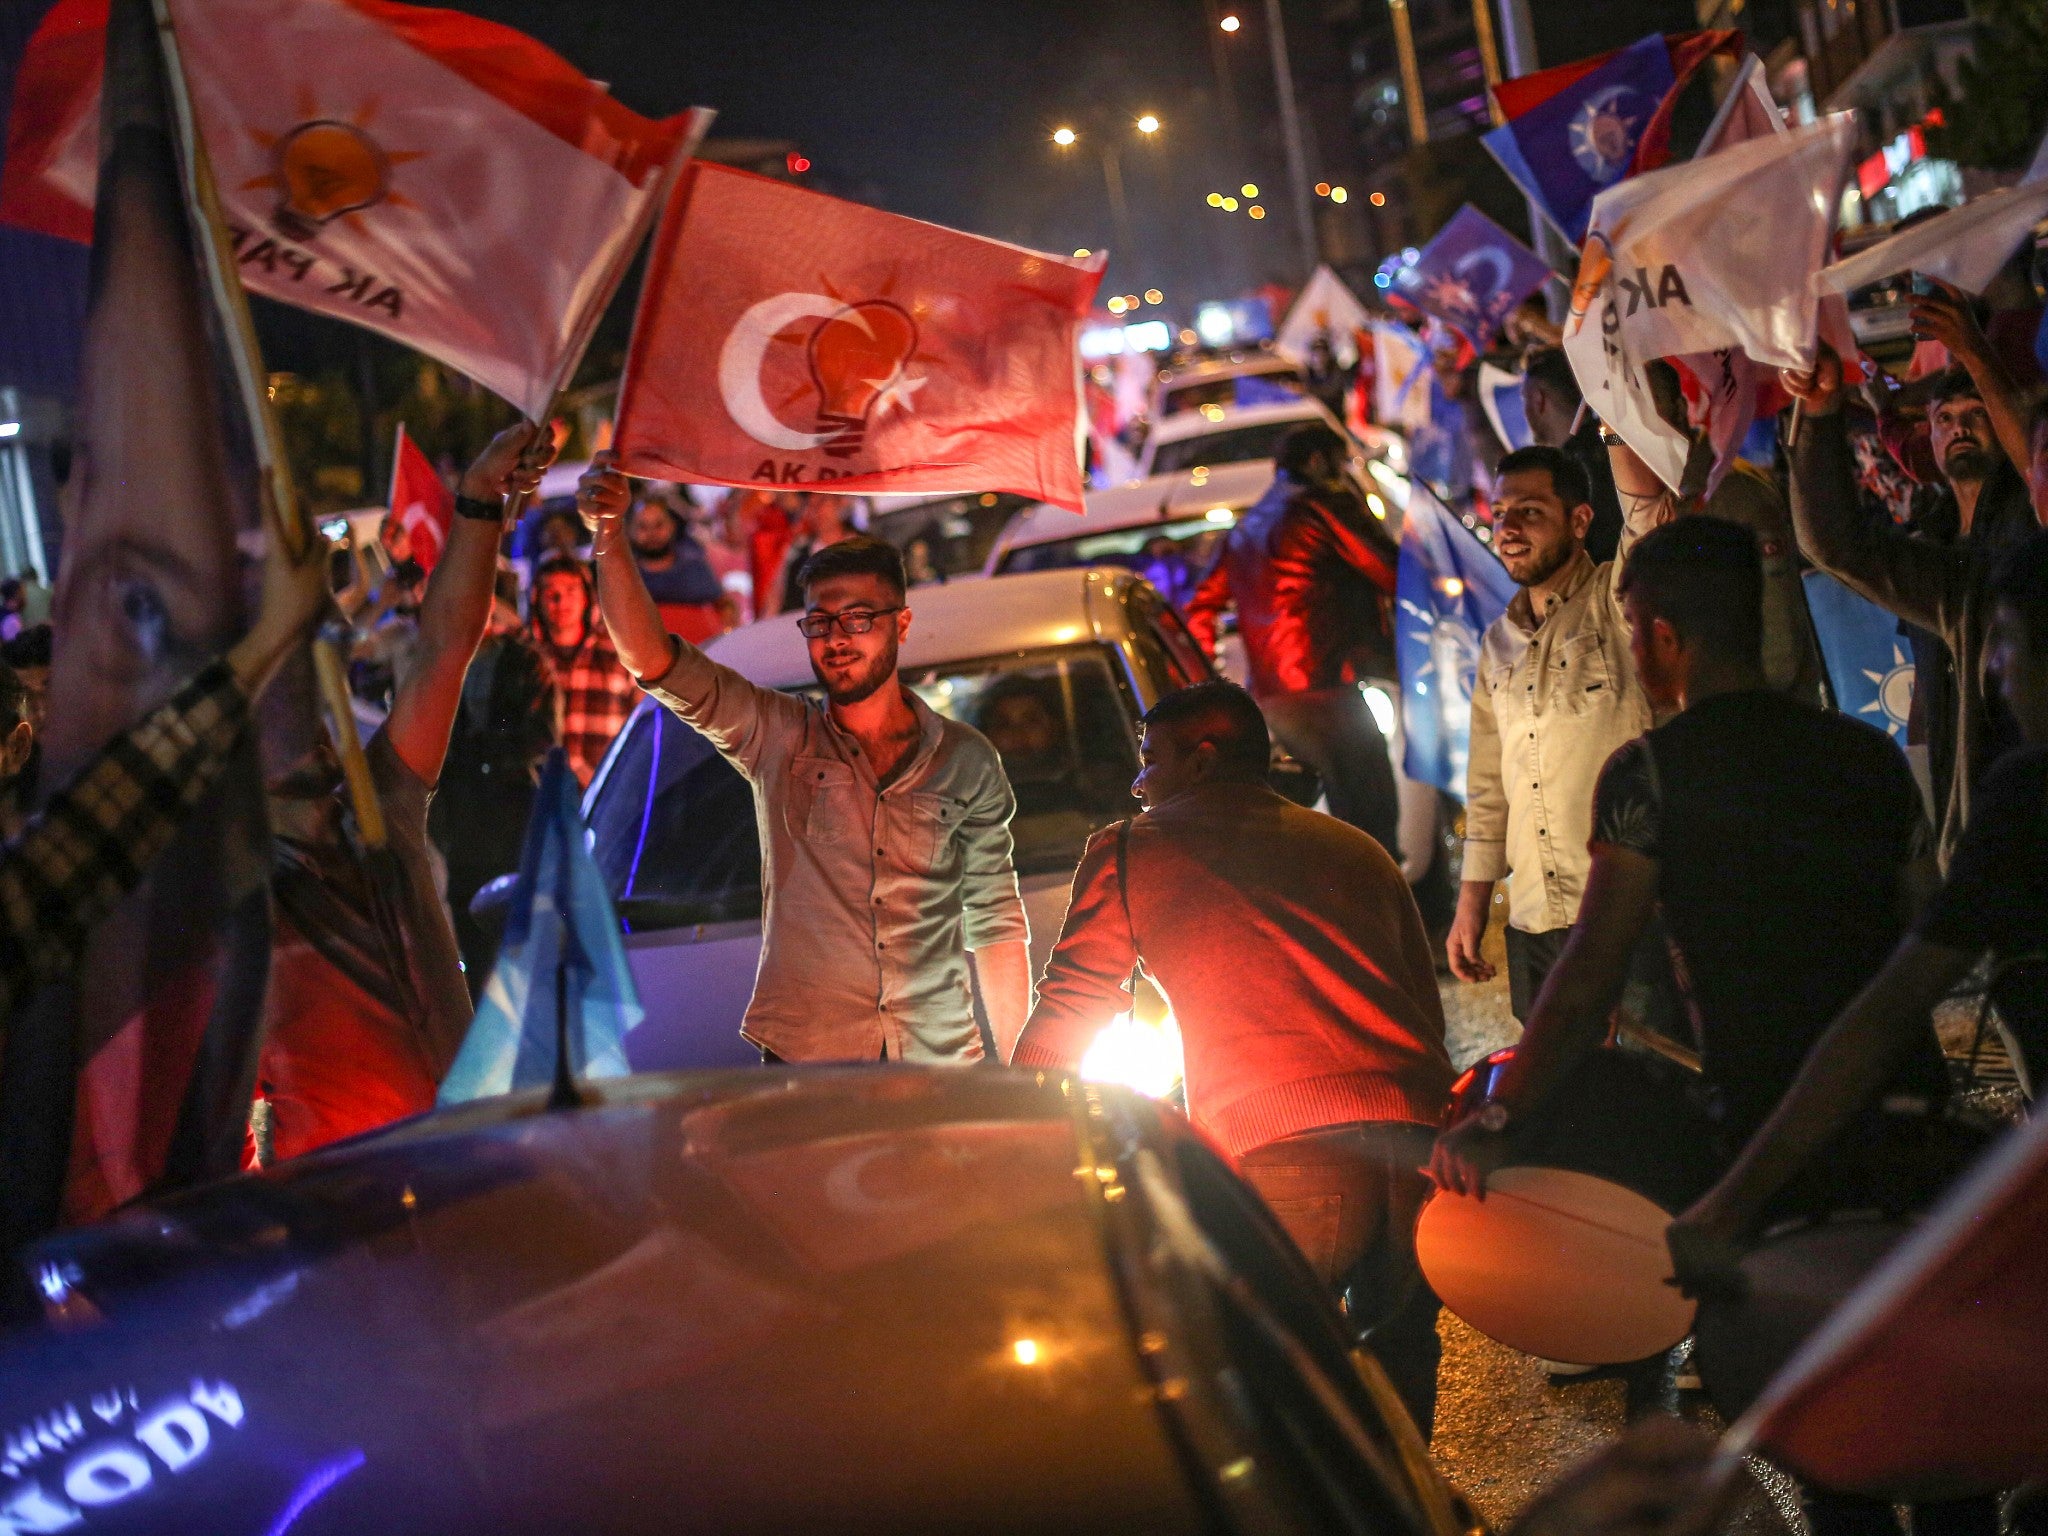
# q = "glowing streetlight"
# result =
<box><xmin>1240</xmin><ymin>183</ymin><xmax>1259</xmax><ymax>197</ymax></box>
<box><xmin>1136</xmin><ymin>114</ymin><xmax>1160</xmax><ymax>135</ymax></box>
<box><xmin>1106</xmin><ymin>296</ymin><xmax>1128</xmax><ymax>314</ymax></box>
<box><xmin>1314</xmin><ymin>181</ymin><xmax>1331</xmax><ymax>197</ymax></box>
<box><xmin>1248</xmin><ymin>205</ymin><xmax>1266</xmax><ymax>219</ymax></box>
<box><xmin>1369</xmin><ymin>191</ymin><xmax>1386</xmax><ymax>207</ymax></box>
<box><xmin>1074</xmin><ymin>248</ymin><xmax>1091</xmax><ymax>258</ymax></box>
<box><xmin>1220</xmin><ymin>13</ymin><xmax>1240</xmax><ymax>30</ymax></box>
<box><xmin>1221</xmin><ymin>196</ymin><xmax>1239</xmax><ymax>212</ymax></box>
<box><xmin>1206</xmin><ymin>192</ymin><xmax>1224</xmax><ymax>208</ymax></box>
<box><xmin>1329</xmin><ymin>186</ymin><xmax>1348</xmax><ymax>204</ymax></box>
<box><xmin>1143</xmin><ymin>288</ymin><xmax>1163</xmax><ymax>305</ymax></box>
<box><xmin>1052</xmin><ymin>126</ymin><xmax>1077</xmax><ymax>146</ymax></box>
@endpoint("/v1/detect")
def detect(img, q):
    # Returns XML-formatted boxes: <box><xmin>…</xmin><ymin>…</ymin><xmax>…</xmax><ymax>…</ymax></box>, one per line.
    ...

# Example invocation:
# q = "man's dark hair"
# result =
<box><xmin>1989</xmin><ymin>529</ymin><xmax>2048</xmax><ymax>645</ymax></box>
<box><xmin>1924</xmin><ymin>367</ymin><xmax>1984</xmax><ymax>413</ymax></box>
<box><xmin>1141</xmin><ymin>680</ymin><xmax>1270</xmax><ymax>777</ymax></box>
<box><xmin>1276</xmin><ymin>423</ymin><xmax>1347</xmax><ymax>479</ymax></box>
<box><xmin>1521</xmin><ymin>346</ymin><xmax>1582</xmax><ymax>410</ymax></box>
<box><xmin>531</xmin><ymin>552</ymin><xmax>591</xmax><ymax>593</ymax></box>
<box><xmin>1495</xmin><ymin>444</ymin><xmax>1591</xmax><ymax>511</ymax></box>
<box><xmin>1618</xmin><ymin>517</ymin><xmax>1763</xmax><ymax>665</ymax></box>
<box><xmin>796</xmin><ymin>533</ymin><xmax>906</xmax><ymax>603</ymax></box>
<box><xmin>2</xmin><ymin>624</ymin><xmax>51</xmax><ymax>672</ymax></box>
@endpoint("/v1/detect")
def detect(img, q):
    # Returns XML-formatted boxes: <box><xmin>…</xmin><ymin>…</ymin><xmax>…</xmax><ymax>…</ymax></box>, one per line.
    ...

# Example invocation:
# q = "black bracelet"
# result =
<box><xmin>452</xmin><ymin>493</ymin><xmax>505</xmax><ymax>523</ymax></box>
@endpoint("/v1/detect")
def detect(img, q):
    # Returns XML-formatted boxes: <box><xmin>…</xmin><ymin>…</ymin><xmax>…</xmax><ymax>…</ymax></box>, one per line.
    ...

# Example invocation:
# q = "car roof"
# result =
<box><xmin>704</xmin><ymin>566</ymin><xmax>1142</xmax><ymax>689</ymax></box>
<box><xmin>1151</xmin><ymin>352</ymin><xmax>1298</xmax><ymax>388</ymax></box>
<box><xmin>993</xmin><ymin>461</ymin><xmax>1275</xmax><ymax>562</ymax></box>
<box><xmin>1146</xmin><ymin>395</ymin><xmax>1332</xmax><ymax>447</ymax></box>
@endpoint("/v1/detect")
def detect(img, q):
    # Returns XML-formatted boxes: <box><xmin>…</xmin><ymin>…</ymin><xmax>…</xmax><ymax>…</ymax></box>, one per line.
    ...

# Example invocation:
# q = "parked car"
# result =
<box><xmin>0</xmin><ymin>1068</ymin><xmax>1477</xmax><ymax>1534</ymax></box>
<box><xmin>1146</xmin><ymin>349</ymin><xmax>1308</xmax><ymax>422</ymax></box>
<box><xmin>864</xmin><ymin>489</ymin><xmax>1035</xmax><ymax>583</ymax></box>
<box><xmin>1138</xmin><ymin>397</ymin><xmax>1352</xmax><ymax>479</ymax></box>
<box><xmin>582</xmin><ymin>567</ymin><xmax>1216</xmax><ymax>1071</ymax></box>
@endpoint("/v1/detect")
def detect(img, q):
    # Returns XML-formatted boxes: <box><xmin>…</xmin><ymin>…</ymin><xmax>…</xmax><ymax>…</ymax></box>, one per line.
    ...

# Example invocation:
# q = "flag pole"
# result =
<box><xmin>148</xmin><ymin>0</ymin><xmax>387</xmax><ymax>848</ymax></box>
<box><xmin>547</xmin><ymin>953</ymin><xmax>581</xmax><ymax>1111</ymax></box>
<box><xmin>504</xmin><ymin>109</ymin><xmax>714</xmax><ymax>528</ymax></box>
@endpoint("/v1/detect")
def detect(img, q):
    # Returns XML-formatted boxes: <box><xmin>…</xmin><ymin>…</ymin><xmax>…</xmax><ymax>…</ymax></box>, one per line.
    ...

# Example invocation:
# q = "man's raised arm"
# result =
<box><xmin>384</xmin><ymin>421</ymin><xmax>555</xmax><ymax>786</ymax></box>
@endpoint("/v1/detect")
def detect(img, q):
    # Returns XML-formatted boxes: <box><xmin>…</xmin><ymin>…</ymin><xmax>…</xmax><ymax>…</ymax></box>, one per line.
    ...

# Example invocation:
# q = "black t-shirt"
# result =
<box><xmin>1592</xmin><ymin>690</ymin><xmax>1947</xmax><ymax>1141</ymax></box>
<box><xmin>1917</xmin><ymin>743</ymin><xmax>2048</xmax><ymax>1067</ymax></box>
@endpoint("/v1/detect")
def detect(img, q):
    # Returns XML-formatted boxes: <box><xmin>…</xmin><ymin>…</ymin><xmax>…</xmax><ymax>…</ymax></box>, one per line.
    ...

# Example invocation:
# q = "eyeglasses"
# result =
<box><xmin>796</xmin><ymin>606</ymin><xmax>901</xmax><ymax>640</ymax></box>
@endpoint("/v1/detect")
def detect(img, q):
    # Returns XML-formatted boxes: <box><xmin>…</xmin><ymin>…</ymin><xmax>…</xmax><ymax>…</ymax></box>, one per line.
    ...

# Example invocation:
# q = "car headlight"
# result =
<box><xmin>1079</xmin><ymin>1010</ymin><xmax>1184</xmax><ymax>1100</ymax></box>
<box><xmin>1360</xmin><ymin>682</ymin><xmax>1397</xmax><ymax>739</ymax></box>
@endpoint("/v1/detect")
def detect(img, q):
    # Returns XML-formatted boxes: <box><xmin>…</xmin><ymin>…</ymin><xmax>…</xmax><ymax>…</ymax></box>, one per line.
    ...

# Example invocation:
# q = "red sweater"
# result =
<box><xmin>1014</xmin><ymin>781</ymin><xmax>1451</xmax><ymax>1159</ymax></box>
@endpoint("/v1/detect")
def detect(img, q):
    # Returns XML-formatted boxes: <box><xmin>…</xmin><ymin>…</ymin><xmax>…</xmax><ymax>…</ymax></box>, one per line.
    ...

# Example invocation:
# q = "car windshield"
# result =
<box><xmin>1159</xmin><ymin>370</ymin><xmax>1304</xmax><ymax>416</ymax></box>
<box><xmin>1149</xmin><ymin>419</ymin><xmax>1302</xmax><ymax>475</ymax></box>
<box><xmin>868</xmin><ymin>492</ymin><xmax>1030</xmax><ymax>581</ymax></box>
<box><xmin>995</xmin><ymin>514</ymin><xmax>1233</xmax><ymax>611</ymax></box>
<box><xmin>587</xmin><ymin>646</ymin><xmax>1142</xmax><ymax>929</ymax></box>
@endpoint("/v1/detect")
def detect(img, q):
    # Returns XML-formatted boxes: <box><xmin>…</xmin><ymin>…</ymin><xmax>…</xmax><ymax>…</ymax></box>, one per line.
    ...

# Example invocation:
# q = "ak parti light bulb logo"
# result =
<box><xmin>806</xmin><ymin>300</ymin><xmax>919</xmax><ymax>457</ymax></box>
<box><xmin>241</xmin><ymin>90</ymin><xmax>423</xmax><ymax>243</ymax></box>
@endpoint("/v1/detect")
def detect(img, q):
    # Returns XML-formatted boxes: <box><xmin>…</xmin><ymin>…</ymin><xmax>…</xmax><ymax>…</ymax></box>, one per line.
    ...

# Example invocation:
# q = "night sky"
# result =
<box><xmin>448</xmin><ymin>0</ymin><xmax>1301</xmax><ymax>305</ymax></box>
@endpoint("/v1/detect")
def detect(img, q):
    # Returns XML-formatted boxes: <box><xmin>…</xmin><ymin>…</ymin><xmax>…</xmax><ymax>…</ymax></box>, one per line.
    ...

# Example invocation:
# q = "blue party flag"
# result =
<box><xmin>1389</xmin><ymin>205</ymin><xmax>1553</xmax><ymax>350</ymax></box>
<box><xmin>1482</xmin><ymin>34</ymin><xmax>1675</xmax><ymax>244</ymax></box>
<box><xmin>1802</xmin><ymin>571</ymin><xmax>1915</xmax><ymax>747</ymax></box>
<box><xmin>439</xmin><ymin>750</ymin><xmax>641</xmax><ymax>1104</ymax></box>
<box><xmin>1397</xmin><ymin>489</ymin><xmax>1517</xmax><ymax>798</ymax></box>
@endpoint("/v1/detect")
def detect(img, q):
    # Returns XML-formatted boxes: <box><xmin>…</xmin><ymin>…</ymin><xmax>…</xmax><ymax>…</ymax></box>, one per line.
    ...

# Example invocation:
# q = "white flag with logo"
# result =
<box><xmin>1565</xmin><ymin>113</ymin><xmax>1857</xmax><ymax>490</ymax></box>
<box><xmin>1277</xmin><ymin>265</ymin><xmax>1371</xmax><ymax>369</ymax></box>
<box><xmin>1</xmin><ymin>0</ymin><xmax>708</xmax><ymax>420</ymax></box>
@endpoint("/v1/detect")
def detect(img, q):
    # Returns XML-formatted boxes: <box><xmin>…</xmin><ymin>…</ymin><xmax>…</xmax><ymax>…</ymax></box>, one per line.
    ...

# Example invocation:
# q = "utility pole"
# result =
<box><xmin>1262</xmin><ymin>0</ymin><xmax>1319</xmax><ymax>278</ymax></box>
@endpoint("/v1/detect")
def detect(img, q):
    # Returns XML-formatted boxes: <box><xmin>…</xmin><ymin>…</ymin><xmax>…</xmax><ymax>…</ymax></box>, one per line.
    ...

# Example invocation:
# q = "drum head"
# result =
<box><xmin>1418</xmin><ymin>1166</ymin><xmax>1696</xmax><ymax>1365</ymax></box>
<box><xmin>1693</xmin><ymin>1218</ymin><xmax>1910</xmax><ymax>1422</ymax></box>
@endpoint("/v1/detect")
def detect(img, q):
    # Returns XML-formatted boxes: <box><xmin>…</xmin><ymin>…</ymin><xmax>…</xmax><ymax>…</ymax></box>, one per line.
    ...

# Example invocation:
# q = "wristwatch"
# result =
<box><xmin>453</xmin><ymin>492</ymin><xmax>505</xmax><ymax>522</ymax></box>
<box><xmin>1596</xmin><ymin>424</ymin><xmax>1624</xmax><ymax>447</ymax></box>
<box><xmin>1475</xmin><ymin>1101</ymin><xmax>1512</xmax><ymax>1134</ymax></box>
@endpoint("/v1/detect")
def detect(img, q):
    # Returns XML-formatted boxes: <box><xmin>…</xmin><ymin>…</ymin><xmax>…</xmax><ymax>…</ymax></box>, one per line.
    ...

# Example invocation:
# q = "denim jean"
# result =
<box><xmin>1236</xmin><ymin>1120</ymin><xmax>1442</xmax><ymax>1439</ymax></box>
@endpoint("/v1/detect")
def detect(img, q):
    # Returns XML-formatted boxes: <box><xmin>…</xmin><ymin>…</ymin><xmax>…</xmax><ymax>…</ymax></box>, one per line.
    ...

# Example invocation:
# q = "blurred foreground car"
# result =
<box><xmin>0</xmin><ymin>1069</ymin><xmax>1475</xmax><ymax>1535</ymax></box>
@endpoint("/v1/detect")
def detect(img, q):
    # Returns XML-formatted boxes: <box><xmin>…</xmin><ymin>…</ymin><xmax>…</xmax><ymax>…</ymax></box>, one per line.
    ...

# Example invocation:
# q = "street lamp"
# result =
<box><xmin>1050</xmin><ymin>116</ymin><xmax>1160</xmax><ymax>266</ymax></box>
<box><xmin>1136</xmin><ymin>114</ymin><xmax>1160</xmax><ymax>135</ymax></box>
<box><xmin>1220</xmin><ymin>13</ymin><xmax>1240</xmax><ymax>30</ymax></box>
<box><xmin>1051</xmin><ymin>126</ymin><xmax>1076</xmax><ymax>147</ymax></box>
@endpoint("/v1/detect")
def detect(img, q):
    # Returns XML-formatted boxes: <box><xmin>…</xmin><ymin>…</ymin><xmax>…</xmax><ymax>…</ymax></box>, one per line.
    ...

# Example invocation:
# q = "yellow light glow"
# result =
<box><xmin>1330</xmin><ymin>186</ymin><xmax>1348</xmax><ymax>204</ymax></box>
<box><xmin>1206</xmin><ymin>192</ymin><xmax>1224</xmax><ymax>208</ymax></box>
<box><xmin>1366</xmin><ymin>492</ymin><xmax>1386</xmax><ymax>518</ymax></box>
<box><xmin>1441</xmin><ymin>576</ymin><xmax>1465</xmax><ymax>598</ymax></box>
<box><xmin>1080</xmin><ymin>1010</ymin><xmax>1184</xmax><ymax>1099</ymax></box>
<box><xmin>1314</xmin><ymin>181</ymin><xmax>1331</xmax><ymax>197</ymax></box>
<box><xmin>1205</xmin><ymin>507</ymin><xmax>1234</xmax><ymax>523</ymax></box>
<box><xmin>1200</xmin><ymin>403</ymin><xmax>1226</xmax><ymax>421</ymax></box>
<box><xmin>1124</xmin><ymin>295</ymin><xmax>1141</xmax><ymax>310</ymax></box>
<box><xmin>1189</xmin><ymin>466</ymin><xmax>1209</xmax><ymax>484</ymax></box>
<box><xmin>1074</xmin><ymin>247</ymin><xmax>1091</xmax><ymax>258</ymax></box>
<box><xmin>1013</xmin><ymin>1338</ymin><xmax>1041</xmax><ymax>1366</ymax></box>
<box><xmin>1220</xmin><ymin>13</ymin><xmax>1240</xmax><ymax>30</ymax></box>
<box><xmin>1370</xmin><ymin>191</ymin><xmax>1386</xmax><ymax>207</ymax></box>
<box><xmin>1144</xmin><ymin>288</ymin><xmax>1163</xmax><ymax>305</ymax></box>
<box><xmin>1052</xmin><ymin>126</ymin><xmax>1077</xmax><ymax>146</ymax></box>
<box><xmin>1248</xmin><ymin>205</ymin><xmax>1266</xmax><ymax>219</ymax></box>
<box><xmin>1106</xmin><ymin>296</ymin><xmax>1127</xmax><ymax>314</ymax></box>
<box><xmin>1221</xmin><ymin>196</ymin><xmax>1239</xmax><ymax>211</ymax></box>
<box><xmin>1136</xmin><ymin>114</ymin><xmax>1160</xmax><ymax>134</ymax></box>
<box><xmin>1241</xmin><ymin>183</ymin><xmax>1258</xmax><ymax>198</ymax></box>
<box><xmin>1178</xmin><ymin>327</ymin><xmax>1198</xmax><ymax>345</ymax></box>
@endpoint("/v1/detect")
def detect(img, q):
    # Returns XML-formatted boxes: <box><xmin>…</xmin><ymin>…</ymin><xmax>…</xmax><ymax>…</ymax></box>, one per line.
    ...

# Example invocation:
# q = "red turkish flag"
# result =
<box><xmin>389</xmin><ymin>424</ymin><xmax>453</xmax><ymax>574</ymax></box>
<box><xmin>612</xmin><ymin>164</ymin><xmax>1104</xmax><ymax>511</ymax></box>
<box><xmin>1735</xmin><ymin>1112</ymin><xmax>2048</xmax><ymax>1500</ymax></box>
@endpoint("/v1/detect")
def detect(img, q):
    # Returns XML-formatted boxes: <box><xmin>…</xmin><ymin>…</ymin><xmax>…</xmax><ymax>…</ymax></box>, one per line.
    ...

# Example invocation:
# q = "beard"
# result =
<box><xmin>812</xmin><ymin>631</ymin><xmax>899</xmax><ymax>706</ymax></box>
<box><xmin>1944</xmin><ymin>444</ymin><xmax>1995</xmax><ymax>485</ymax></box>
<box><xmin>1506</xmin><ymin>535</ymin><xmax>1575</xmax><ymax>589</ymax></box>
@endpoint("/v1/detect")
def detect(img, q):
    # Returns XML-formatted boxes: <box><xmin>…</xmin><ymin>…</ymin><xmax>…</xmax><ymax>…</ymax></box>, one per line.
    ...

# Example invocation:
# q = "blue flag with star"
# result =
<box><xmin>439</xmin><ymin>749</ymin><xmax>640</xmax><ymax>1103</ymax></box>
<box><xmin>1397</xmin><ymin>488</ymin><xmax>1517</xmax><ymax>798</ymax></box>
<box><xmin>1803</xmin><ymin>571</ymin><xmax>1915</xmax><ymax>748</ymax></box>
<box><xmin>1481</xmin><ymin>33</ymin><xmax>1674</xmax><ymax>243</ymax></box>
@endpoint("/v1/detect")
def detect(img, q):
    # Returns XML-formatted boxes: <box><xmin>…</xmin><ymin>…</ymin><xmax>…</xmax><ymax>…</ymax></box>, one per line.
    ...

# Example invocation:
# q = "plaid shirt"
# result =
<box><xmin>541</xmin><ymin>622</ymin><xmax>637</xmax><ymax>787</ymax></box>
<box><xmin>0</xmin><ymin>659</ymin><xmax>248</xmax><ymax>1033</ymax></box>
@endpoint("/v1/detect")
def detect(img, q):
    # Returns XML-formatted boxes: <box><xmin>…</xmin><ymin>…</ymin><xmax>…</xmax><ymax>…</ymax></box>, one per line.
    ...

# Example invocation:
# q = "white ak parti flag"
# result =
<box><xmin>1565</xmin><ymin>112</ymin><xmax>1857</xmax><ymax>490</ymax></box>
<box><xmin>1277</xmin><ymin>265</ymin><xmax>1372</xmax><ymax>370</ymax></box>
<box><xmin>1</xmin><ymin>0</ymin><xmax>708</xmax><ymax>419</ymax></box>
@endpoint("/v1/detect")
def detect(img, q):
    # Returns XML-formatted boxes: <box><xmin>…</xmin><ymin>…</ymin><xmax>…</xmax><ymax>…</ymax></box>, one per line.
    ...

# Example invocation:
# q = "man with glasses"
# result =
<box><xmin>579</xmin><ymin>456</ymin><xmax>1031</xmax><ymax>1064</ymax></box>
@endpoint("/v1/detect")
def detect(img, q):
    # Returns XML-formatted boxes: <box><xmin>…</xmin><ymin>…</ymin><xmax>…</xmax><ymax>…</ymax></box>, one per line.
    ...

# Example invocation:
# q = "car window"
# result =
<box><xmin>1127</xmin><ymin>584</ymin><xmax>1213</xmax><ymax>688</ymax></box>
<box><xmin>1149</xmin><ymin>420</ymin><xmax>1303</xmax><ymax>476</ymax></box>
<box><xmin>586</xmin><ymin>646</ymin><xmax>1143</xmax><ymax>929</ymax></box>
<box><xmin>868</xmin><ymin>492</ymin><xmax>1028</xmax><ymax>581</ymax></box>
<box><xmin>997</xmin><ymin>514</ymin><xmax>1235</xmax><ymax>612</ymax></box>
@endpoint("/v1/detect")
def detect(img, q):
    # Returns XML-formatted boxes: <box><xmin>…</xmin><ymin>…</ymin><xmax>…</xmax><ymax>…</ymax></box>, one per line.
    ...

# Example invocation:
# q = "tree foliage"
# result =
<box><xmin>1928</xmin><ymin>0</ymin><xmax>2048</xmax><ymax>171</ymax></box>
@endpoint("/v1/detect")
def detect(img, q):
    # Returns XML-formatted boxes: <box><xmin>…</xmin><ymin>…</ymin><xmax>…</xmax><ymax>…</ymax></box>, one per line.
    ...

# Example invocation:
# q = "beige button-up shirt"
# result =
<box><xmin>642</xmin><ymin>643</ymin><xmax>1028</xmax><ymax>1063</ymax></box>
<box><xmin>1463</xmin><ymin>548</ymin><xmax>1653</xmax><ymax>935</ymax></box>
